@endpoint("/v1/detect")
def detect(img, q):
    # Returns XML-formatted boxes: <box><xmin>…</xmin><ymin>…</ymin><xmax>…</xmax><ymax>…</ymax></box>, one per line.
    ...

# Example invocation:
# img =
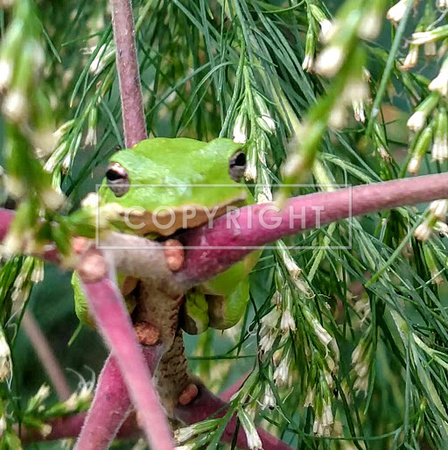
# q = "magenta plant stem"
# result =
<box><xmin>110</xmin><ymin>0</ymin><xmax>147</xmax><ymax>147</ymax></box>
<box><xmin>80</xmin><ymin>275</ymin><xmax>175</xmax><ymax>450</ymax></box>
<box><xmin>75</xmin><ymin>344</ymin><xmax>163</xmax><ymax>449</ymax></box>
<box><xmin>20</xmin><ymin>412</ymin><xmax>141</xmax><ymax>443</ymax></box>
<box><xmin>178</xmin><ymin>172</ymin><xmax>448</xmax><ymax>286</ymax></box>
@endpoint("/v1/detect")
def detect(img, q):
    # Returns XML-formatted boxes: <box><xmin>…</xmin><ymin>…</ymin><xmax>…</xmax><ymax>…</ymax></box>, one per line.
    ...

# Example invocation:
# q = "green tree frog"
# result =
<box><xmin>72</xmin><ymin>137</ymin><xmax>259</xmax><ymax>334</ymax></box>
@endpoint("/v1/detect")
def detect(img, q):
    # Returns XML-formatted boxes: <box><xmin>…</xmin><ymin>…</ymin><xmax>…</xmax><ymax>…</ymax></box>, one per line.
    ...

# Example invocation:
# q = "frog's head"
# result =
<box><xmin>100</xmin><ymin>137</ymin><xmax>250</xmax><ymax>236</ymax></box>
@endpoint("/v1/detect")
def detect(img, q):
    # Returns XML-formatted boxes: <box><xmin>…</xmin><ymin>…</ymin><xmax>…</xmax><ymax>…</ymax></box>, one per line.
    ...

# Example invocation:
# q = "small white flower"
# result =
<box><xmin>407</xmin><ymin>156</ymin><xmax>422</xmax><ymax>174</ymax></box>
<box><xmin>61</xmin><ymin>153</ymin><xmax>72</xmax><ymax>171</ymax></box>
<box><xmin>260</xmin><ymin>385</ymin><xmax>276</xmax><ymax>410</ymax></box>
<box><xmin>386</xmin><ymin>0</ymin><xmax>408</xmax><ymax>24</ymax></box>
<box><xmin>280</xmin><ymin>248</ymin><xmax>301</xmax><ymax>280</ymax></box>
<box><xmin>353</xmin><ymin>100</ymin><xmax>366</xmax><ymax>123</ymax></box>
<box><xmin>40</xmin><ymin>423</ymin><xmax>52</xmax><ymax>438</ymax></box>
<box><xmin>315</xmin><ymin>323</ymin><xmax>332</xmax><ymax>347</ymax></box>
<box><xmin>244</xmin><ymin>159</ymin><xmax>257</xmax><ymax>182</ymax></box>
<box><xmin>256</xmin><ymin>115</ymin><xmax>275</xmax><ymax>134</ymax></box>
<box><xmin>437</xmin><ymin>0</ymin><xmax>448</xmax><ymax>10</ymax></box>
<box><xmin>304</xmin><ymin>388</ymin><xmax>315</xmax><ymax>407</ymax></box>
<box><xmin>87</xmin><ymin>44</ymin><xmax>115</xmax><ymax>75</ymax></box>
<box><xmin>85</xmin><ymin>126</ymin><xmax>97</xmax><ymax>146</ymax></box>
<box><xmin>259</xmin><ymin>331</ymin><xmax>276</xmax><ymax>354</ymax></box>
<box><xmin>33</xmin><ymin>129</ymin><xmax>59</xmax><ymax>158</ymax></box>
<box><xmin>78</xmin><ymin>382</ymin><xmax>94</xmax><ymax>403</ymax></box>
<box><xmin>401</xmin><ymin>45</ymin><xmax>419</xmax><ymax>71</ymax></box>
<box><xmin>432</xmin><ymin>135</ymin><xmax>448</xmax><ymax>161</ymax></box>
<box><xmin>2</xmin><ymin>89</ymin><xmax>28</xmax><ymax>123</ymax></box>
<box><xmin>429</xmin><ymin>67</ymin><xmax>448</xmax><ymax>97</ymax></box>
<box><xmin>31</xmin><ymin>263</ymin><xmax>44</xmax><ymax>283</ymax></box>
<box><xmin>359</xmin><ymin>12</ymin><xmax>382</xmax><ymax>40</ymax></box>
<box><xmin>239</xmin><ymin>410</ymin><xmax>263</xmax><ymax>450</ymax></box>
<box><xmin>0</xmin><ymin>59</ymin><xmax>13</xmax><ymax>91</ymax></box>
<box><xmin>0</xmin><ymin>415</ymin><xmax>6</xmax><ymax>434</ymax></box>
<box><xmin>314</xmin><ymin>46</ymin><xmax>345</xmax><ymax>77</ymax></box>
<box><xmin>64</xmin><ymin>393</ymin><xmax>79</xmax><ymax>412</ymax></box>
<box><xmin>302</xmin><ymin>54</ymin><xmax>314</xmax><ymax>72</ymax></box>
<box><xmin>175</xmin><ymin>425</ymin><xmax>198</xmax><ymax>444</ymax></box>
<box><xmin>280</xmin><ymin>309</ymin><xmax>296</xmax><ymax>332</ymax></box>
<box><xmin>0</xmin><ymin>330</ymin><xmax>11</xmax><ymax>381</ymax></box>
<box><xmin>232</xmin><ymin>115</ymin><xmax>247</xmax><ymax>144</ymax></box>
<box><xmin>322</xmin><ymin>403</ymin><xmax>334</xmax><ymax>428</ymax></box>
<box><xmin>41</xmin><ymin>188</ymin><xmax>65</xmax><ymax>210</ymax></box>
<box><xmin>429</xmin><ymin>200</ymin><xmax>448</xmax><ymax>220</ymax></box>
<box><xmin>319</xmin><ymin>19</ymin><xmax>333</xmax><ymax>41</ymax></box>
<box><xmin>407</xmin><ymin>111</ymin><xmax>426</xmax><ymax>132</ymax></box>
<box><xmin>81</xmin><ymin>192</ymin><xmax>100</xmax><ymax>209</ymax></box>
<box><xmin>425</xmin><ymin>41</ymin><xmax>437</xmax><ymax>58</ymax></box>
<box><xmin>273</xmin><ymin>358</ymin><xmax>290</xmax><ymax>387</ymax></box>
<box><xmin>313</xmin><ymin>402</ymin><xmax>334</xmax><ymax>436</ymax></box>
<box><xmin>414</xmin><ymin>222</ymin><xmax>432</xmax><ymax>241</ymax></box>
<box><xmin>35</xmin><ymin>384</ymin><xmax>51</xmax><ymax>402</ymax></box>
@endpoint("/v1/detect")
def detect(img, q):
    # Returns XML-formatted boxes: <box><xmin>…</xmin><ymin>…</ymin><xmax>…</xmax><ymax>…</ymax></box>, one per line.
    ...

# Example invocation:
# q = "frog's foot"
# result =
<box><xmin>163</xmin><ymin>239</ymin><xmax>184</xmax><ymax>272</ymax></box>
<box><xmin>178</xmin><ymin>383</ymin><xmax>199</xmax><ymax>406</ymax></box>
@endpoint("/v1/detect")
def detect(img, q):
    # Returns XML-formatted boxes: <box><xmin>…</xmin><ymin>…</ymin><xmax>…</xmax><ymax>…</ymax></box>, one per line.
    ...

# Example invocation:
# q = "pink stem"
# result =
<box><xmin>174</xmin><ymin>384</ymin><xmax>292</xmax><ymax>450</ymax></box>
<box><xmin>75</xmin><ymin>344</ymin><xmax>163</xmax><ymax>449</ymax></box>
<box><xmin>80</xmin><ymin>275</ymin><xmax>174</xmax><ymax>450</ymax></box>
<box><xmin>177</xmin><ymin>172</ymin><xmax>448</xmax><ymax>286</ymax></box>
<box><xmin>20</xmin><ymin>412</ymin><xmax>141</xmax><ymax>443</ymax></box>
<box><xmin>22</xmin><ymin>311</ymin><xmax>71</xmax><ymax>400</ymax></box>
<box><xmin>110</xmin><ymin>0</ymin><xmax>147</xmax><ymax>147</ymax></box>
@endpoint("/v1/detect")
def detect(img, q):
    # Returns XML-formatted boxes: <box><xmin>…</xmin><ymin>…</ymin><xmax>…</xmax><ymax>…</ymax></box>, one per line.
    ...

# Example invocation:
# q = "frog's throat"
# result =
<box><xmin>120</xmin><ymin>191</ymin><xmax>248</xmax><ymax>236</ymax></box>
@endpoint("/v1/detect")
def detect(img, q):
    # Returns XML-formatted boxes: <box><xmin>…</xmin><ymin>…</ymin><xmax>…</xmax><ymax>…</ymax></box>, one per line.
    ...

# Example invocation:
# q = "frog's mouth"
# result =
<box><xmin>118</xmin><ymin>191</ymin><xmax>248</xmax><ymax>237</ymax></box>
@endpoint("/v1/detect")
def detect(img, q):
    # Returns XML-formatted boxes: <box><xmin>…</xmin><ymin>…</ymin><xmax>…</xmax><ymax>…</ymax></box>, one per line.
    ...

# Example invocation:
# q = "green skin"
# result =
<box><xmin>72</xmin><ymin>137</ymin><xmax>258</xmax><ymax>334</ymax></box>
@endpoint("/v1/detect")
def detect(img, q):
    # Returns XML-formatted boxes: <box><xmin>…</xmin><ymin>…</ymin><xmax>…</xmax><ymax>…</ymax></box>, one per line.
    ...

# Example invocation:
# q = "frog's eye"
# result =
<box><xmin>106</xmin><ymin>162</ymin><xmax>129</xmax><ymax>197</ymax></box>
<box><xmin>229</xmin><ymin>151</ymin><xmax>246</xmax><ymax>182</ymax></box>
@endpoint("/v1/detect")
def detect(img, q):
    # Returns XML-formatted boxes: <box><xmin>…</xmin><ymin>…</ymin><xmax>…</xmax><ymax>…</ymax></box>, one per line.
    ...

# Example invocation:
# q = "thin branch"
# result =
<box><xmin>110</xmin><ymin>0</ymin><xmax>147</xmax><ymax>147</ymax></box>
<box><xmin>77</xmin><ymin>249</ymin><xmax>174</xmax><ymax>450</ymax></box>
<box><xmin>22</xmin><ymin>311</ymin><xmax>71</xmax><ymax>401</ymax></box>
<box><xmin>177</xmin><ymin>172</ymin><xmax>448</xmax><ymax>286</ymax></box>
<box><xmin>20</xmin><ymin>412</ymin><xmax>141</xmax><ymax>443</ymax></box>
<box><xmin>75</xmin><ymin>344</ymin><xmax>163</xmax><ymax>449</ymax></box>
